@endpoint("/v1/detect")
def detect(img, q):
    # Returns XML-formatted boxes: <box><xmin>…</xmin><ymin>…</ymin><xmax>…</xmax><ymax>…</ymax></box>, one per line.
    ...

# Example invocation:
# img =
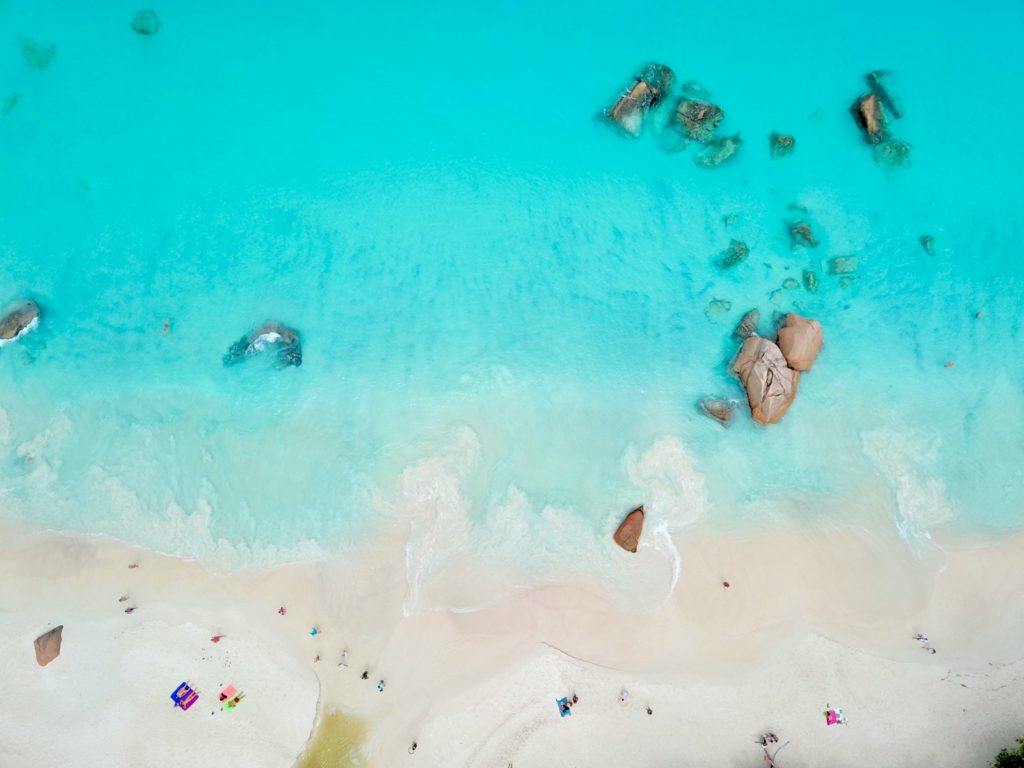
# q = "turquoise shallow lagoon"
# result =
<box><xmin>1</xmin><ymin>1</ymin><xmax>1022</xmax><ymax>585</ymax></box>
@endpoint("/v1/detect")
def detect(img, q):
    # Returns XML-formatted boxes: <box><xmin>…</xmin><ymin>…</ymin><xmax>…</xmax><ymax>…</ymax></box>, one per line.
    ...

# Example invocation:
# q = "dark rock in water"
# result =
<box><xmin>694</xmin><ymin>134</ymin><xmax>742</xmax><ymax>168</ymax></box>
<box><xmin>680</xmin><ymin>80</ymin><xmax>711</xmax><ymax>98</ymax></box>
<box><xmin>873</xmin><ymin>139</ymin><xmax>911</xmax><ymax>169</ymax></box>
<box><xmin>722</xmin><ymin>213</ymin><xmax>738</xmax><ymax>227</ymax></box>
<box><xmin>777</xmin><ymin>313</ymin><xmax>823</xmax><ymax>372</ymax></box>
<box><xmin>34</xmin><ymin>625</ymin><xmax>63</xmax><ymax>666</ymax></box>
<box><xmin>698</xmin><ymin>397</ymin><xmax>736</xmax><ymax>427</ymax></box>
<box><xmin>919</xmin><ymin>234</ymin><xmax>936</xmax><ymax>256</ymax></box>
<box><xmin>866</xmin><ymin>70</ymin><xmax>902</xmax><ymax>120</ymax></box>
<box><xmin>850</xmin><ymin>92</ymin><xmax>888</xmax><ymax>144</ymax></box>
<box><xmin>614</xmin><ymin>506</ymin><xmax>645</xmax><ymax>553</ymax></box>
<box><xmin>732</xmin><ymin>336</ymin><xmax>800</xmax><ymax>425</ymax></box>
<box><xmin>0</xmin><ymin>300</ymin><xmax>41</xmax><ymax>343</ymax></box>
<box><xmin>803</xmin><ymin>270</ymin><xmax>818</xmax><ymax>293</ymax></box>
<box><xmin>718</xmin><ymin>239</ymin><xmax>749</xmax><ymax>269</ymax></box>
<box><xmin>705</xmin><ymin>298</ymin><xmax>732</xmax><ymax>321</ymax></box>
<box><xmin>769</xmin><ymin>132</ymin><xmax>795</xmax><ymax>159</ymax></box>
<box><xmin>224</xmin><ymin>322</ymin><xmax>302</xmax><ymax>368</ymax></box>
<box><xmin>734</xmin><ymin>308</ymin><xmax>760</xmax><ymax>339</ymax></box>
<box><xmin>20</xmin><ymin>38</ymin><xmax>57</xmax><ymax>70</ymax></box>
<box><xmin>606</xmin><ymin>63</ymin><xmax>675</xmax><ymax>138</ymax></box>
<box><xmin>828</xmin><ymin>256</ymin><xmax>859</xmax><ymax>275</ymax></box>
<box><xmin>132</xmin><ymin>9</ymin><xmax>161</xmax><ymax>35</ymax></box>
<box><xmin>673</xmin><ymin>99</ymin><xmax>724</xmax><ymax>143</ymax></box>
<box><xmin>787</xmin><ymin>221</ymin><xmax>818</xmax><ymax>249</ymax></box>
<box><xmin>2</xmin><ymin>93</ymin><xmax>20</xmax><ymax>116</ymax></box>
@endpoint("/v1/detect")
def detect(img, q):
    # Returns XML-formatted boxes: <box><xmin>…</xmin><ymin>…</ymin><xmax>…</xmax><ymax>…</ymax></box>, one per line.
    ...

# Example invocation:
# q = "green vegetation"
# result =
<box><xmin>294</xmin><ymin>710</ymin><xmax>367</xmax><ymax>768</ymax></box>
<box><xmin>993</xmin><ymin>737</ymin><xmax>1024</xmax><ymax>768</ymax></box>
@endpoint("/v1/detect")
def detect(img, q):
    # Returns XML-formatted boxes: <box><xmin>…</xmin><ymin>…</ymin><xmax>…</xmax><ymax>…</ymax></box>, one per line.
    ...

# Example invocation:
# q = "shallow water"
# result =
<box><xmin>1</xmin><ymin>1</ymin><xmax>1022</xmax><ymax>599</ymax></box>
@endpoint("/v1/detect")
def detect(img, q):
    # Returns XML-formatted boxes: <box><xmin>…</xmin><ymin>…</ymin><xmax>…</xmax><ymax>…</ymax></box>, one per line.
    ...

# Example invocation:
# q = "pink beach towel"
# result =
<box><xmin>219</xmin><ymin>685</ymin><xmax>238</xmax><ymax>702</ymax></box>
<box><xmin>825</xmin><ymin>709</ymin><xmax>838</xmax><ymax>725</ymax></box>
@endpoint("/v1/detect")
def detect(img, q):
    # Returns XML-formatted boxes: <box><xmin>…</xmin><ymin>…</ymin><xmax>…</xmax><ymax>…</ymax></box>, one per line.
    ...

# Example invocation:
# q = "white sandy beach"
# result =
<box><xmin>1</xmin><ymin>516</ymin><xmax>1023</xmax><ymax>768</ymax></box>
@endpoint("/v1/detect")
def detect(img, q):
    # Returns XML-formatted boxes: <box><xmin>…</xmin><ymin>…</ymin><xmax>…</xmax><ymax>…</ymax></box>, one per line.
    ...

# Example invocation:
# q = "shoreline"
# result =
<box><xmin>2</xmin><ymin>517</ymin><xmax>1023</xmax><ymax>767</ymax></box>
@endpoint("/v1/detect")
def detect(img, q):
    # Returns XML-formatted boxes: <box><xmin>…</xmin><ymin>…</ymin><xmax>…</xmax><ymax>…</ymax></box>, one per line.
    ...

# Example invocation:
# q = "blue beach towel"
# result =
<box><xmin>556</xmin><ymin>697</ymin><xmax>571</xmax><ymax>717</ymax></box>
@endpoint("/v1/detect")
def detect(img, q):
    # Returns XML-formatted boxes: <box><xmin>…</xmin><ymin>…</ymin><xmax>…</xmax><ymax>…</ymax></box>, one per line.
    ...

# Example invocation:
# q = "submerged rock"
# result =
<box><xmin>718</xmin><ymin>239</ymin><xmax>749</xmax><ymax>269</ymax></box>
<box><xmin>20</xmin><ymin>38</ymin><xmax>57</xmax><ymax>70</ymax></box>
<box><xmin>0</xmin><ymin>300</ymin><xmax>41</xmax><ymax>344</ymax></box>
<box><xmin>873</xmin><ymin>139</ymin><xmax>911</xmax><ymax>169</ymax></box>
<box><xmin>680</xmin><ymin>80</ymin><xmax>711</xmax><ymax>98</ymax></box>
<box><xmin>34</xmin><ymin>625</ymin><xmax>63</xmax><ymax>667</ymax></box>
<box><xmin>606</xmin><ymin>63</ymin><xmax>675</xmax><ymax>138</ymax></box>
<box><xmin>769</xmin><ymin>132</ymin><xmax>795</xmax><ymax>159</ymax></box>
<box><xmin>733</xmin><ymin>336</ymin><xmax>800</xmax><ymax>425</ymax></box>
<box><xmin>673</xmin><ymin>99</ymin><xmax>724</xmax><ymax>143</ymax></box>
<box><xmin>802</xmin><ymin>270</ymin><xmax>818</xmax><ymax>293</ymax></box>
<box><xmin>828</xmin><ymin>256</ymin><xmax>859</xmax><ymax>275</ymax></box>
<box><xmin>777</xmin><ymin>313</ymin><xmax>823</xmax><ymax>371</ymax></box>
<box><xmin>734</xmin><ymin>308</ymin><xmax>760</xmax><ymax>339</ymax></box>
<box><xmin>694</xmin><ymin>134</ymin><xmax>742</xmax><ymax>168</ymax></box>
<box><xmin>705</xmin><ymin>298</ymin><xmax>732</xmax><ymax>321</ymax></box>
<box><xmin>787</xmin><ymin>221</ymin><xmax>818</xmax><ymax>249</ymax></box>
<box><xmin>223</xmin><ymin>322</ymin><xmax>302</xmax><ymax>368</ymax></box>
<box><xmin>698</xmin><ymin>397</ymin><xmax>736</xmax><ymax>427</ymax></box>
<box><xmin>613</xmin><ymin>506</ymin><xmax>644</xmax><ymax>553</ymax></box>
<box><xmin>866</xmin><ymin>70</ymin><xmax>902</xmax><ymax>120</ymax></box>
<box><xmin>850</xmin><ymin>92</ymin><xmax>888</xmax><ymax>144</ymax></box>
<box><xmin>131</xmin><ymin>9</ymin><xmax>161</xmax><ymax>35</ymax></box>
<box><xmin>2</xmin><ymin>93</ymin><xmax>20</xmax><ymax>116</ymax></box>
<box><xmin>919</xmin><ymin>234</ymin><xmax>936</xmax><ymax>256</ymax></box>
<box><xmin>782</xmin><ymin>278</ymin><xmax>800</xmax><ymax>290</ymax></box>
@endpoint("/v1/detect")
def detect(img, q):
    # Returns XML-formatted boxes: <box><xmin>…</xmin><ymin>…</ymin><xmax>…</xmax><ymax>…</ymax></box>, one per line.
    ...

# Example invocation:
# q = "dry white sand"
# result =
<box><xmin>1</xmin><ymin>517</ymin><xmax>1022</xmax><ymax>768</ymax></box>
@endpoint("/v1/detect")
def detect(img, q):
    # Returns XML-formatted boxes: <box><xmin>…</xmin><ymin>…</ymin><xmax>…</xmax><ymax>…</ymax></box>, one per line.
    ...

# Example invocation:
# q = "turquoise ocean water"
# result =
<box><xmin>1</xmin><ymin>1</ymin><xmax>1022</xmax><ymax>599</ymax></box>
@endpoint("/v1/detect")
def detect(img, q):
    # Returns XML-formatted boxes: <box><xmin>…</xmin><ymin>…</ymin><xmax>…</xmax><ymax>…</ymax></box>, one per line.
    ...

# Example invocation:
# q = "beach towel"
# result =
<box><xmin>180</xmin><ymin>691</ymin><xmax>199</xmax><ymax>711</ymax></box>
<box><xmin>219</xmin><ymin>684</ymin><xmax>238</xmax><ymax>702</ymax></box>
<box><xmin>824</xmin><ymin>709</ymin><xmax>838</xmax><ymax>725</ymax></box>
<box><xmin>223</xmin><ymin>692</ymin><xmax>245</xmax><ymax>711</ymax></box>
<box><xmin>171</xmin><ymin>682</ymin><xmax>193</xmax><ymax>705</ymax></box>
<box><xmin>556</xmin><ymin>697</ymin><xmax>571</xmax><ymax>717</ymax></box>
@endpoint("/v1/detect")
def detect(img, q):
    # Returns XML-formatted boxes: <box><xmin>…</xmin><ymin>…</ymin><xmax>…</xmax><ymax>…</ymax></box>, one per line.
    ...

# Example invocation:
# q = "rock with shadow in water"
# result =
<box><xmin>873</xmin><ymin>139</ymin><xmax>911</xmax><ymax>169</ymax></box>
<box><xmin>718</xmin><ymin>239</ymin><xmax>749</xmax><ymax>269</ymax></box>
<box><xmin>223</xmin><ymin>322</ymin><xmax>302</xmax><ymax>369</ymax></box>
<box><xmin>613</xmin><ymin>506</ymin><xmax>645</xmax><ymax>553</ymax></box>
<box><xmin>673</xmin><ymin>99</ymin><xmax>724</xmax><ymax>144</ymax></box>
<box><xmin>769</xmin><ymin>132</ymin><xmax>795</xmax><ymax>158</ymax></box>
<box><xmin>604</xmin><ymin>63</ymin><xmax>675</xmax><ymax>138</ymax></box>
<box><xmin>732</xmin><ymin>336</ymin><xmax>800</xmax><ymax>425</ymax></box>
<box><xmin>132</xmin><ymin>9</ymin><xmax>161</xmax><ymax>36</ymax></box>
<box><xmin>0</xmin><ymin>300</ymin><xmax>41</xmax><ymax>345</ymax></box>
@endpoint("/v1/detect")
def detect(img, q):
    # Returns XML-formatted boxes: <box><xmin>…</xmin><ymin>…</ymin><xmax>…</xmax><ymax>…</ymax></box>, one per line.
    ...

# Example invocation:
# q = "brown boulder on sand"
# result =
<box><xmin>777</xmin><ymin>313</ymin><xmax>823</xmax><ymax>372</ymax></box>
<box><xmin>614</xmin><ymin>506</ymin><xmax>645</xmax><ymax>553</ymax></box>
<box><xmin>34</xmin><ymin>625</ymin><xmax>63</xmax><ymax>666</ymax></box>
<box><xmin>733</xmin><ymin>337</ymin><xmax>800</xmax><ymax>425</ymax></box>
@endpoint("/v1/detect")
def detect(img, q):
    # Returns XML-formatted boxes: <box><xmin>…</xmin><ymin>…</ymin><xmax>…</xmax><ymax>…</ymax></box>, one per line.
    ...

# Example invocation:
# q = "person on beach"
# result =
<box><xmin>361</xmin><ymin>670</ymin><xmax>369</xmax><ymax>680</ymax></box>
<box><xmin>310</xmin><ymin>627</ymin><xmax>320</xmax><ymax>636</ymax></box>
<box><xmin>646</xmin><ymin>706</ymin><xmax>653</xmax><ymax>715</ymax></box>
<box><xmin>124</xmin><ymin>607</ymin><xmax>137</xmax><ymax>614</ymax></box>
<box><xmin>408</xmin><ymin>742</ymin><xmax>417</xmax><ymax>754</ymax></box>
<box><xmin>338</xmin><ymin>650</ymin><xmax>348</xmax><ymax>667</ymax></box>
<box><xmin>278</xmin><ymin>606</ymin><xmax>286</xmax><ymax>615</ymax></box>
<box><xmin>571</xmin><ymin>693</ymin><xmax>578</xmax><ymax>704</ymax></box>
<box><xmin>619</xmin><ymin>688</ymin><xmax>629</xmax><ymax>703</ymax></box>
<box><xmin>377</xmin><ymin>680</ymin><xmax>386</xmax><ymax>692</ymax></box>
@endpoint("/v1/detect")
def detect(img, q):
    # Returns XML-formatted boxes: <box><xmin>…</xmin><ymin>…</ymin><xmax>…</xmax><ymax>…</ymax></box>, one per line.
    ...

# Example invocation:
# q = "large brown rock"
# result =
<box><xmin>34</xmin><ymin>625</ymin><xmax>63</xmax><ymax>666</ymax></box>
<box><xmin>733</xmin><ymin>337</ymin><xmax>800</xmax><ymax>425</ymax></box>
<box><xmin>777</xmin><ymin>313</ymin><xmax>823</xmax><ymax>371</ymax></box>
<box><xmin>851</xmin><ymin>92</ymin><xmax>888</xmax><ymax>144</ymax></box>
<box><xmin>613</xmin><ymin>506</ymin><xmax>644</xmax><ymax>553</ymax></box>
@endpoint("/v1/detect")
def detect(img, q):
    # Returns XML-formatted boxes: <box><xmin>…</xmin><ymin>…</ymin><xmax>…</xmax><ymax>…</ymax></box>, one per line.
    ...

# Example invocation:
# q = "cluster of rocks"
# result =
<box><xmin>850</xmin><ymin>70</ymin><xmax>910</xmax><ymax>169</ymax></box>
<box><xmin>604</xmin><ymin>64</ymin><xmax>741</xmax><ymax>168</ymax></box>
<box><xmin>672</xmin><ymin>94</ymin><xmax>741</xmax><ymax>169</ymax></box>
<box><xmin>700</xmin><ymin>311</ymin><xmax>823</xmax><ymax>427</ymax></box>
<box><xmin>732</xmin><ymin>312</ymin><xmax>822</xmax><ymax>424</ymax></box>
